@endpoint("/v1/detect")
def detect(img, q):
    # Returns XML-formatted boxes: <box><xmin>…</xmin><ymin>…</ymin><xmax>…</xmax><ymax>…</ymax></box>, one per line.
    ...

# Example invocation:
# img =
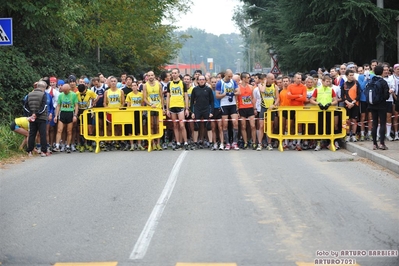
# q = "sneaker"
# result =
<box><xmin>378</xmin><ymin>144</ymin><xmax>388</xmax><ymax>150</ymax></box>
<box><xmin>79</xmin><ymin>145</ymin><xmax>85</xmax><ymax>152</ymax></box>
<box><xmin>71</xmin><ymin>144</ymin><xmax>77</xmax><ymax>152</ymax></box>
<box><xmin>53</xmin><ymin>147</ymin><xmax>60</xmax><ymax>152</ymax></box>
<box><xmin>283</xmin><ymin>143</ymin><xmax>288</xmax><ymax>150</ymax></box>
<box><xmin>296</xmin><ymin>144</ymin><xmax>302</xmax><ymax>151</ymax></box>
<box><xmin>314</xmin><ymin>145</ymin><xmax>321</xmax><ymax>151</ymax></box>
<box><xmin>360</xmin><ymin>135</ymin><xmax>365</xmax><ymax>141</ymax></box>
<box><xmin>60</xmin><ymin>145</ymin><xmax>65</xmax><ymax>152</ymax></box>
<box><xmin>162</xmin><ymin>142</ymin><xmax>168</xmax><ymax>150</ymax></box>
<box><xmin>137</xmin><ymin>144</ymin><xmax>145</xmax><ymax>151</ymax></box>
<box><xmin>225</xmin><ymin>143</ymin><xmax>231</xmax><ymax>151</ymax></box>
<box><xmin>212</xmin><ymin>143</ymin><xmax>218</xmax><ymax>151</ymax></box>
<box><xmin>87</xmin><ymin>146</ymin><xmax>93</xmax><ymax>152</ymax></box>
<box><xmin>368</xmin><ymin>135</ymin><xmax>373</xmax><ymax>141</ymax></box>
<box><xmin>130</xmin><ymin>145</ymin><xmax>135</xmax><ymax>151</ymax></box>
<box><xmin>243</xmin><ymin>143</ymin><xmax>248</xmax><ymax>150</ymax></box>
<box><xmin>395</xmin><ymin>134</ymin><xmax>399</xmax><ymax>141</ymax></box>
<box><xmin>252</xmin><ymin>143</ymin><xmax>257</xmax><ymax>150</ymax></box>
<box><xmin>350</xmin><ymin>135</ymin><xmax>357</xmax><ymax>142</ymax></box>
<box><xmin>152</xmin><ymin>144</ymin><xmax>158</xmax><ymax>151</ymax></box>
<box><xmin>219</xmin><ymin>143</ymin><xmax>224</xmax><ymax>150</ymax></box>
<box><xmin>256</xmin><ymin>144</ymin><xmax>262</xmax><ymax>151</ymax></box>
<box><xmin>40</xmin><ymin>152</ymin><xmax>50</xmax><ymax>157</ymax></box>
<box><xmin>266</xmin><ymin>144</ymin><xmax>273</xmax><ymax>151</ymax></box>
<box><xmin>184</xmin><ymin>143</ymin><xmax>189</xmax><ymax>150</ymax></box>
<box><xmin>386</xmin><ymin>135</ymin><xmax>394</xmax><ymax>141</ymax></box>
<box><xmin>345</xmin><ymin>136</ymin><xmax>350</xmax><ymax>142</ymax></box>
<box><xmin>334</xmin><ymin>141</ymin><xmax>340</xmax><ymax>150</ymax></box>
<box><xmin>101</xmin><ymin>143</ymin><xmax>108</xmax><ymax>152</ymax></box>
<box><xmin>123</xmin><ymin>144</ymin><xmax>130</xmax><ymax>151</ymax></box>
<box><xmin>66</xmin><ymin>146</ymin><xmax>71</xmax><ymax>153</ymax></box>
<box><xmin>27</xmin><ymin>151</ymin><xmax>33</xmax><ymax>157</ymax></box>
<box><xmin>114</xmin><ymin>143</ymin><xmax>121</xmax><ymax>150</ymax></box>
<box><xmin>232</xmin><ymin>142</ymin><xmax>239</xmax><ymax>150</ymax></box>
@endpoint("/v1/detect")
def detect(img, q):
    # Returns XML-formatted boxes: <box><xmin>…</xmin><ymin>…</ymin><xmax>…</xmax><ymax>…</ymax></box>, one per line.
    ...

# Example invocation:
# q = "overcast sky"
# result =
<box><xmin>173</xmin><ymin>0</ymin><xmax>242</xmax><ymax>35</ymax></box>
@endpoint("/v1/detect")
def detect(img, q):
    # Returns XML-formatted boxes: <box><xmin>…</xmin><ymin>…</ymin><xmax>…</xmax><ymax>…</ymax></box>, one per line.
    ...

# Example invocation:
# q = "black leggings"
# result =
<box><xmin>371</xmin><ymin>108</ymin><xmax>386</xmax><ymax>145</ymax></box>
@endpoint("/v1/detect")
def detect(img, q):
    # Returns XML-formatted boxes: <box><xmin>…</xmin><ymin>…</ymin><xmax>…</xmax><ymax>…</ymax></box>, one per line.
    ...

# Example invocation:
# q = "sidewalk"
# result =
<box><xmin>344</xmin><ymin>139</ymin><xmax>399</xmax><ymax>175</ymax></box>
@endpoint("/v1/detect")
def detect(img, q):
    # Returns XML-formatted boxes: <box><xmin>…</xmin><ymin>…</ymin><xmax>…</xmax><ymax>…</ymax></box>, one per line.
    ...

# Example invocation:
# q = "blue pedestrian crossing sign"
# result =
<box><xmin>0</xmin><ymin>18</ymin><xmax>13</xmax><ymax>46</ymax></box>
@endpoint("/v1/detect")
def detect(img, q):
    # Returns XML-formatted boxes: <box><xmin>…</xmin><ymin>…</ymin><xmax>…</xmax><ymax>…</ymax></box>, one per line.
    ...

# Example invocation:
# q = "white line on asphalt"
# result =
<box><xmin>129</xmin><ymin>151</ymin><xmax>188</xmax><ymax>260</ymax></box>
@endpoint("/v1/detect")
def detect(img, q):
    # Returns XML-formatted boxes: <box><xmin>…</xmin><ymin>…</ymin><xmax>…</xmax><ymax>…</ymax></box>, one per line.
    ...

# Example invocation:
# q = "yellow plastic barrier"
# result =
<box><xmin>79</xmin><ymin>107</ymin><xmax>165</xmax><ymax>153</ymax></box>
<box><xmin>265</xmin><ymin>106</ymin><xmax>348</xmax><ymax>152</ymax></box>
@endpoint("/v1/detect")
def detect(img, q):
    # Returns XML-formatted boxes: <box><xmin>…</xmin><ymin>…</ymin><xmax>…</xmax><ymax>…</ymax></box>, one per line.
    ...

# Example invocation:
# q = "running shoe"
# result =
<box><xmin>79</xmin><ymin>145</ymin><xmax>85</xmax><ymax>152</ymax></box>
<box><xmin>350</xmin><ymin>135</ymin><xmax>357</xmax><ymax>142</ymax></box>
<box><xmin>225</xmin><ymin>143</ymin><xmax>231</xmax><ymax>151</ymax></box>
<box><xmin>345</xmin><ymin>136</ymin><xmax>350</xmax><ymax>142</ymax></box>
<box><xmin>314</xmin><ymin>145</ymin><xmax>321</xmax><ymax>151</ymax></box>
<box><xmin>232</xmin><ymin>142</ymin><xmax>239</xmax><ymax>150</ymax></box>
<box><xmin>115</xmin><ymin>143</ymin><xmax>121</xmax><ymax>150</ymax></box>
<box><xmin>130</xmin><ymin>145</ymin><xmax>135</xmax><ymax>151</ymax></box>
<box><xmin>28</xmin><ymin>151</ymin><xmax>33</xmax><ymax>157</ymax></box>
<box><xmin>360</xmin><ymin>135</ymin><xmax>365</xmax><ymax>141</ymax></box>
<box><xmin>60</xmin><ymin>145</ymin><xmax>65</xmax><ymax>152</ymax></box>
<box><xmin>266</xmin><ymin>144</ymin><xmax>273</xmax><ymax>151</ymax></box>
<box><xmin>66</xmin><ymin>146</ymin><xmax>71</xmax><ymax>153</ymax></box>
<box><xmin>334</xmin><ymin>141</ymin><xmax>340</xmax><ymax>150</ymax></box>
<box><xmin>53</xmin><ymin>147</ymin><xmax>60</xmax><ymax>152</ymax></box>
<box><xmin>184</xmin><ymin>143</ymin><xmax>189</xmax><ymax>150</ymax></box>
<box><xmin>156</xmin><ymin>143</ymin><xmax>162</xmax><ymax>151</ymax></box>
<box><xmin>162</xmin><ymin>142</ymin><xmax>168</xmax><ymax>150</ymax></box>
<box><xmin>71</xmin><ymin>144</ymin><xmax>77</xmax><ymax>152</ymax></box>
<box><xmin>386</xmin><ymin>135</ymin><xmax>394</xmax><ymax>141</ymax></box>
<box><xmin>296</xmin><ymin>144</ymin><xmax>302</xmax><ymax>151</ymax></box>
<box><xmin>256</xmin><ymin>144</ymin><xmax>262</xmax><ymax>151</ymax></box>
<box><xmin>212</xmin><ymin>143</ymin><xmax>218</xmax><ymax>151</ymax></box>
<box><xmin>137</xmin><ymin>144</ymin><xmax>145</xmax><ymax>151</ymax></box>
<box><xmin>219</xmin><ymin>143</ymin><xmax>224</xmax><ymax>150</ymax></box>
<box><xmin>395</xmin><ymin>134</ymin><xmax>399</xmax><ymax>141</ymax></box>
<box><xmin>252</xmin><ymin>143</ymin><xmax>257</xmax><ymax>150</ymax></box>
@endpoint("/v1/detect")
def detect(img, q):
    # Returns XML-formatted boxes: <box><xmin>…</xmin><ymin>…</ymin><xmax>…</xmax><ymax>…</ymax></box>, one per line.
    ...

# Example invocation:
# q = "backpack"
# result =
<box><xmin>365</xmin><ymin>77</ymin><xmax>385</xmax><ymax>105</ymax></box>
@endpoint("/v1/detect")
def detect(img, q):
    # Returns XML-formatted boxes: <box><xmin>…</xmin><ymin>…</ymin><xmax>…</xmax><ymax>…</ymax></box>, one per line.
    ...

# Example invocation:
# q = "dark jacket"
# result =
<box><xmin>24</xmin><ymin>89</ymin><xmax>48</xmax><ymax>120</ymax></box>
<box><xmin>368</xmin><ymin>76</ymin><xmax>390</xmax><ymax>110</ymax></box>
<box><xmin>190</xmin><ymin>85</ymin><xmax>214</xmax><ymax>113</ymax></box>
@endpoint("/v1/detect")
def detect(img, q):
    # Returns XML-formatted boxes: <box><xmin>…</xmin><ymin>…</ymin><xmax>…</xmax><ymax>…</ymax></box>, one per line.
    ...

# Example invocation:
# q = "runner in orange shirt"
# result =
<box><xmin>287</xmin><ymin>73</ymin><xmax>307</xmax><ymax>150</ymax></box>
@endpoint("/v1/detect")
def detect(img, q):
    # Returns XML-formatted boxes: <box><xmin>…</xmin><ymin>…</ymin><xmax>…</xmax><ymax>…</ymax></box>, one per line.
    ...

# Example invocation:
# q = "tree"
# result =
<box><xmin>238</xmin><ymin>0</ymin><xmax>399</xmax><ymax>72</ymax></box>
<box><xmin>0</xmin><ymin>0</ymin><xmax>191</xmax><ymax>119</ymax></box>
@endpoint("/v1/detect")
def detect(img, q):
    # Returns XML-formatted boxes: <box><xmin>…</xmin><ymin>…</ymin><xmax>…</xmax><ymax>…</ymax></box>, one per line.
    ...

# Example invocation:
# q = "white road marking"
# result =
<box><xmin>129</xmin><ymin>151</ymin><xmax>188</xmax><ymax>260</ymax></box>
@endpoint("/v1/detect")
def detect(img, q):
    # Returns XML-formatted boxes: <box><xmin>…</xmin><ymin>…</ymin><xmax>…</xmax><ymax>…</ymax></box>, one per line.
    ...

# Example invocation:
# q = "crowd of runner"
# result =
<box><xmin>16</xmin><ymin>59</ymin><xmax>399</xmax><ymax>156</ymax></box>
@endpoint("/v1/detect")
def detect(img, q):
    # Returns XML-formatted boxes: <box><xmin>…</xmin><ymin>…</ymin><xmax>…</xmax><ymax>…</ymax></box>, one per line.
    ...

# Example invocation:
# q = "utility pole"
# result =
<box><xmin>376</xmin><ymin>0</ymin><xmax>384</xmax><ymax>62</ymax></box>
<box><xmin>396</xmin><ymin>15</ymin><xmax>399</xmax><ymax>63</ymax></box>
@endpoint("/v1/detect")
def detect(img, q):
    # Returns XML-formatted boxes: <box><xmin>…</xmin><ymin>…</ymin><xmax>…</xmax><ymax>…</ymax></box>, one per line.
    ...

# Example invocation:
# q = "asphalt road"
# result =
<box><xmin>0</xmin><ymin>149</ymin><xmax>398</xmax><ymax>266</ymax></box>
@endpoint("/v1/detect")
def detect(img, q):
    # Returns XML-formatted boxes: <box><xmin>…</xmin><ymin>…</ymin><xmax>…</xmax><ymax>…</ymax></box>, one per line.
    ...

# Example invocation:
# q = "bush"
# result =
<box><xmin>0</xmin><ymin>47</ymin><xmax>41</xmax><ymax>120</ymax></box>
<box><xmin>0</xmin><ymin>116</ymin><xmax>25</xmax><ymax>160</ymax></box>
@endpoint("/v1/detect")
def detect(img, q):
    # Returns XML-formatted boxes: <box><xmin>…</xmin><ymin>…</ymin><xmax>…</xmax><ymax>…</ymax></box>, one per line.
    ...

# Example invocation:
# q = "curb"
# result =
<box><xmin>344</xmin><ymin>142</ymin><xmax>399</xmax><ymax>175</ymax></box>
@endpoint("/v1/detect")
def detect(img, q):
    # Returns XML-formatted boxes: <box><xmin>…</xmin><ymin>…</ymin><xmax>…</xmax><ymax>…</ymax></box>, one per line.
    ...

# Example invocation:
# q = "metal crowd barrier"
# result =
<box><xmin>265</xmin><ymin>106</ymin><xmax>348</xmax><ymax>152</ymax></box>
<box><xmin>79</xmin><ymin>107</ymin><xmax>165</xmax><ymax>153</ymax></box>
